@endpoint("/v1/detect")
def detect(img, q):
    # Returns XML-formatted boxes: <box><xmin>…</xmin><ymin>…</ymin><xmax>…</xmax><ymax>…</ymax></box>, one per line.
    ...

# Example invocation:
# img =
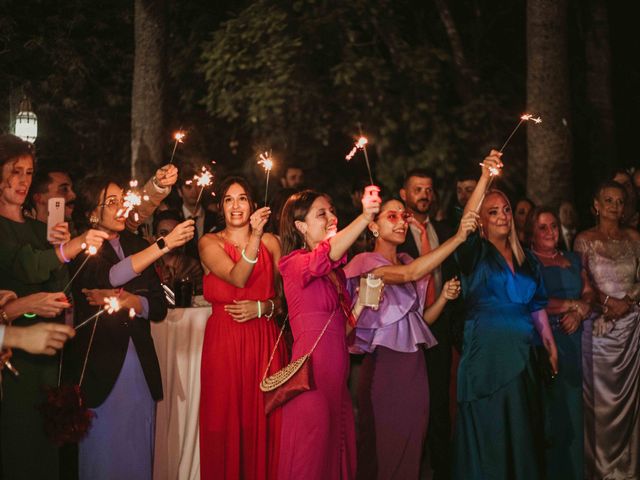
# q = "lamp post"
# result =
<box><xmin>13</xmin><ymin>96</ymin><xmax>38</xmax><ymax>143</ymax></box>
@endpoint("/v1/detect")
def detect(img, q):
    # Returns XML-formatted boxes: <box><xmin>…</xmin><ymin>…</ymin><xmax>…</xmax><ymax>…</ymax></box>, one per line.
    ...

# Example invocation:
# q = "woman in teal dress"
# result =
<box><xmin>452</xmin><ymin>151</ymin><xmax>558</xmax><ymax>480</ymax></box>
<box><xmin>526</xmin><ymin>207</ymin><xmax>594</xmax><ymax>480</ymax></box>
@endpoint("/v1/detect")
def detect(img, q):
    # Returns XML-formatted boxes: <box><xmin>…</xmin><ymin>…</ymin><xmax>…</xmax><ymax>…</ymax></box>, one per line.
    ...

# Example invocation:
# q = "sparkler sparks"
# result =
<box><xmin>169</xmin><ymin>130</ymin><xmax>186</xmax><ymax>164</ymax></box>
<box><xmin>498</xmin><ymin>112</ymin><xmax>543</xmax><ymax>153</ymax></box>
<box><xmin>258</xmin><ymin>151</ymin><xmax>274</xmax><ymax>206</ymax></box>
<box><xmin>75</xmin><ymin>296</ymin><xmax>122</xmax><ymax>330</ymax></box>
<box><xmin>193</xmin><ymin>166</ymin><xmax>214</xmax><ymax>206</ymax></box>
<box><xmin>116</xmin><ymin>180</ymin><xmax>149</xmax><ymax>221</ymax></box>
<box><xmin>345</xmin><ymin>134</ymin><xmax>374</xmax><ymax>186</ymax></box>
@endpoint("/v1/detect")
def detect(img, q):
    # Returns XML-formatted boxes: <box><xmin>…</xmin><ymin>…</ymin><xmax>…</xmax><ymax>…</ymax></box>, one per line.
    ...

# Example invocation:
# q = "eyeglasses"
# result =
<box><xmin>98</xmin><ymin>197</ymin><xmax>125</xmax><ymax>209</ymax></box>
<box><xmin>381</xmin><ymin>210</ymin><xmax>412</xmax><ymax>224</ymax></box>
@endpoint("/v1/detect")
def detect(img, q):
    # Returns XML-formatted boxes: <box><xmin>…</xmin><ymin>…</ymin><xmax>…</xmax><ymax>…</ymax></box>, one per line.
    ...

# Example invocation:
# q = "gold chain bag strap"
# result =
<box><xmin>259</xmin><ymin>309</ymin><xmax>336</xmax><ymax>415</ymax></box>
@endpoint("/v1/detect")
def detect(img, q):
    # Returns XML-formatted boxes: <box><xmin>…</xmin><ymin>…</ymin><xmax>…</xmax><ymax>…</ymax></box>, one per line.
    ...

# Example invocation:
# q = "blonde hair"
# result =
<box><xmin>481</xmin><ymin>189</ymin><xmax>526</xmax><ymax>266</ymax></box>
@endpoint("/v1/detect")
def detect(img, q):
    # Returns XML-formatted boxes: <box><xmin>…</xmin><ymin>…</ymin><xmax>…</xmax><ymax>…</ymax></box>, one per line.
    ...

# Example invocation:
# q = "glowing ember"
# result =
<box><xmin>258</xmin><ymin>152</ymin><xmax>274</xmax><ymax>171</ymax></box>
<box><xmin>195</xmin><ymin>167</ymin><xmax>213</xmax><ymax>188</ymax></box>
<box><xmin>118</xmin><ymin>180</ymin><xmax>144</xmax><ymax>220</ymax></box>
<box><xmin>173</xmin><ymin>131</ymin><xmax>186</xmax><ymax>143</ymax></box>
<box><xmin>103</xmin><ymin>297</ymin><xmax>121</xmax><ymax>315</ymax></box>
<box><xmin>498</xmin><ymin>113</ymin><xmax>543</xmax><ymax>153</ymax></box>
<box><xmin>345</xmin><ymin>136</ymin><xmax>369</xmax><ymax>161</ymax></box>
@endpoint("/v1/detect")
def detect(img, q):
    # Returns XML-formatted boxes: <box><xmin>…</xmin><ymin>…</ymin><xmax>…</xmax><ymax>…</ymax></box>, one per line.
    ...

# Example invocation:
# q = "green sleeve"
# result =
<box><xmin>0</xmin><ymin>243</ymin><xmax>62</xmax><ymax>286</ymax></box>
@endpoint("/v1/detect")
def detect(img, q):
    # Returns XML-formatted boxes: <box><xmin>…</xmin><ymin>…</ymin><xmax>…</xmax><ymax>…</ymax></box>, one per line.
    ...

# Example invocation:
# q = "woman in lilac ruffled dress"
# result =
<box><xmin>344</xmin><ymin>199</ymin><xmax>478</xmax><ymax>480</ymax></box>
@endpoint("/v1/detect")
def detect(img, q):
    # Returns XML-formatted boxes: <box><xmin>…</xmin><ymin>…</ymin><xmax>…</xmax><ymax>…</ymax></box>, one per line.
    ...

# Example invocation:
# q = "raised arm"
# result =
<box><xmin>199</xmin><ymin>207</ymin><xmax>270</xmax><ymax>289</ymax></box>
<box><xmin>371</xmin><ymin>212</ymin><xmax>478</xmax><ymax>285</ymax></box>
<box><xmin>327</xmin><ymin>188</ymin><xmax>380</xmax><ymax>261</ymax></box>
<box><xmin>464</xmin><ymin>150</ymin><xmax>503</xmax><ymax>216</ymax></box>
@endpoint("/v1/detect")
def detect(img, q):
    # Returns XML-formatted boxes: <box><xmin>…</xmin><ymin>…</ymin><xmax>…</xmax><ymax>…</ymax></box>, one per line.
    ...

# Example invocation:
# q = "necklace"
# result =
<box><xmin>532</xmin><ymin>248</ymin><xmax>561</xmax><ymax>259</ymax></box>
<box><xmin>219</xmin><ymin>230</ymin><xmax>247</xmax><ymax>249</ymax></box>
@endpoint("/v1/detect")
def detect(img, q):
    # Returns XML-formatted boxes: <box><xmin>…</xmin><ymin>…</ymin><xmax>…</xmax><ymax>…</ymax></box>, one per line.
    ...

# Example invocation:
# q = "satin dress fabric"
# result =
<box><xmin>576</xmin><ymin>238</ymin><xmax>640</xmax><ymax>480</ymax></box>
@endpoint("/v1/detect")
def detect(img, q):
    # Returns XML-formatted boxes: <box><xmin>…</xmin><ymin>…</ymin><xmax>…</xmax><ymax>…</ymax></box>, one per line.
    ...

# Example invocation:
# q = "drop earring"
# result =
<box><xmin>89</xmin><ymin>215</ymin><xmax>99</xmax><ymax>227</ymax></box>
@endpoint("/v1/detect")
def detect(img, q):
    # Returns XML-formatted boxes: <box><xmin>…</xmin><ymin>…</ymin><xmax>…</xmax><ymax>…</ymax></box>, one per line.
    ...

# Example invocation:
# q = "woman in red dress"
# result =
<box><xmin>198</xmin><ymin>176</ymin><xmax>287</xmax><ymax>480</ymax></box>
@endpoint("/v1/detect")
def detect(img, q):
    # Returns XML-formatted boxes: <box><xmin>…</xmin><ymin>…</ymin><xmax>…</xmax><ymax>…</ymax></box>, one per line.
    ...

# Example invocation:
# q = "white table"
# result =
<box><xmin>152</xmin><ymin>306</ymin><xmax>210</xmax><ymax>480</ymax></box>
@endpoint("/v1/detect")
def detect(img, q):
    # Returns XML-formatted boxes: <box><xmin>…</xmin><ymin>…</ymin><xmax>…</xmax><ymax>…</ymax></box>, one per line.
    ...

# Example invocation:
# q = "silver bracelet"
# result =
<box><xmin>241</xmin><ymin>248</ymin><xmax>258</xmax><ymax>264</ymax></box>
<box><xmin>264</xmin><ymin>299</ymin><xmax>275</xmax><ymax>320</ymax></box>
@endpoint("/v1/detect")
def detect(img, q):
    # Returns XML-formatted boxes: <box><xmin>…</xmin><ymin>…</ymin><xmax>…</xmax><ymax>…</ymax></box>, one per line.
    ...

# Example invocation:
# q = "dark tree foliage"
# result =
<box><xmin>0</xmin><ymin>0</ymin><xmax>133</xmax><ymax>175</ymax></box>
<box><xmin>199</xmin><ymin>0</ymin><xmax>511</xmax><ymax>194</ymax></box>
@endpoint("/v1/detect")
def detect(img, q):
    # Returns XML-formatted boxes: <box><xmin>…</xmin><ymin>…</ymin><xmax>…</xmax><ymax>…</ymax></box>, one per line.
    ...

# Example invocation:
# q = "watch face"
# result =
<box><xmin>157</xmin><ymin>238</ymin><xmax>166</xmax><ymax>250</ymax></box>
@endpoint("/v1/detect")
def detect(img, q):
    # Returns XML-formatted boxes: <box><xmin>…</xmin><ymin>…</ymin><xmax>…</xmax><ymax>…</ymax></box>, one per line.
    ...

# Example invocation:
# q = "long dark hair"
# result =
<box><xmin>73</xmin><ymin>175</ymin><xmax>124</xmax><ymax>231</ymax></box>
<box><xmin>216</xmin><ymin>176</ymin><xmax>256</xmax><ymax>222</ymax></box>
<box><xmin>279</xmin><ymin>189</ymin><xmax>329</xmax><ymax>256</ymax></box>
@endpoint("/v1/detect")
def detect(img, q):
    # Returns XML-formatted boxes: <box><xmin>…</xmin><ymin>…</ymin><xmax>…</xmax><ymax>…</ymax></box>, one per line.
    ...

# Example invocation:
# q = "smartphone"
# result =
<box><xmin>47</xmin><ymin>197</ymin><xmax>66</xmax><ymax>243</ymax></box>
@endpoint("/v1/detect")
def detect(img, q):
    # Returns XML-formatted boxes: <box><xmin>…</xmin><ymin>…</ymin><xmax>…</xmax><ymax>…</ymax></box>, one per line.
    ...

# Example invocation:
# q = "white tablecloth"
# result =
<box><xmin>152</xmin><ymin>306</ymin><xmax>210</xmax><ymax>480</ymax></box>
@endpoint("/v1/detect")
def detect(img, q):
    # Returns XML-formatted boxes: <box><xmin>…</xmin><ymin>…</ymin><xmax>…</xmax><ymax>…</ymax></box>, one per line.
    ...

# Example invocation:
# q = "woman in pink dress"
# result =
<box><xmin>277</xmin><ymin>188</ymin><xmax>380</xmax><ymax>480</ymax></box>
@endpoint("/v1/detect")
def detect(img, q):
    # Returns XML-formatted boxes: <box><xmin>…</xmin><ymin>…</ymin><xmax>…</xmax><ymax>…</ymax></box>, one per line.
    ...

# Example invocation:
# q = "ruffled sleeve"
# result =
<box><xmin>279</xmin><ymin>240</ymin><xmax>346</xmax><ymax>287</ymax></box>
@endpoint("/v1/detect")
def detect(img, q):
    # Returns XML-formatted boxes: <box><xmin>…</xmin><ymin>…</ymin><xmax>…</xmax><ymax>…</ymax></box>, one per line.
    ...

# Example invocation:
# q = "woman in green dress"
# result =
<box><xmin>0</xmin><ymin>134</ymin><xmax>107</xmax><ymax>480</ymax></box>
<box><xmin>452</xmin><ymin>151</ymin><xmax>558</xmax><ymax>480</ymax></box>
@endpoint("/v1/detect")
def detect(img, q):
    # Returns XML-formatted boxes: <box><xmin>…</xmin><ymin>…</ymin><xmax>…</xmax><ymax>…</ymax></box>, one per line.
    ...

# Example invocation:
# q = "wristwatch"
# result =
<box><xmin>156</xmin><ymin>237</ymin><xmax>170</xmax><ymax>253</ymax></box>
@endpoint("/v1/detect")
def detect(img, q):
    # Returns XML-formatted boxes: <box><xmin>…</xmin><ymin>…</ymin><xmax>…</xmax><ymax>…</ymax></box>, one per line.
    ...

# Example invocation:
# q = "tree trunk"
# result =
<box><xmin>526</xmin><ymin>0</ymin><xmax>573</xmax><ymax>207</ymax></box>
<box><xmin>131</xmin><ymin>0</ymin><xmax>166</xmax><ymax>180</ymax></box>
<box><xmin>584</xmin><ymin>0</ymin><xmax>615</xmax><ymax>175</ymax></box>
<box><xmin>433</xmin><ymin>0</ymin><xmax>479</xmax><ymax>102</ymax></box>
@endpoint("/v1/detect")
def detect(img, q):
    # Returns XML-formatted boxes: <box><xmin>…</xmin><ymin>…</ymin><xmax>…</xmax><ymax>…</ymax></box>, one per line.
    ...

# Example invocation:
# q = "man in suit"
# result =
<box><xmin>558</xmin><ymin>201</ymin><xmax>578</xmax><ymax>251</ymax></box>
<box><xmin>397</xmin><ymin>168</ymin><xmax>457</xmax><ymax>480</ymax></box>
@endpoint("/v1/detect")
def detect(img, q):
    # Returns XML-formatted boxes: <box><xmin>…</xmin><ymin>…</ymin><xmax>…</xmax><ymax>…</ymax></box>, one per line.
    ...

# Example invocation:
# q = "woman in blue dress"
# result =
<box><xmin>452</xmin><ymin>151</ymin><xmax>558</xmax><ymax>480</ymax></box>
<box><xmin>526</xmin><ymin>207</ymin><xmax>594</xmax><ymax>480</ymax></box>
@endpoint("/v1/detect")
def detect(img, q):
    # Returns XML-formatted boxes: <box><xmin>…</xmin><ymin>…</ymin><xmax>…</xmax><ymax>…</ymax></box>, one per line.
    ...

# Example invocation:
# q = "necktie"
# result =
<box><xmin>415</xmin><ymin>220</ymin><xmax>437</xmax><ymax>307</ymax></box>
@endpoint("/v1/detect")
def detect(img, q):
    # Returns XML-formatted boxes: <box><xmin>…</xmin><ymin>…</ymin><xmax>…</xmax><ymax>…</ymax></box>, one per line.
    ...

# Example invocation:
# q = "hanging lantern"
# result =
<box><xmin>14</xmin><ymin>97</ymin><xmax>38</xmax><ymax>143</ymax></box>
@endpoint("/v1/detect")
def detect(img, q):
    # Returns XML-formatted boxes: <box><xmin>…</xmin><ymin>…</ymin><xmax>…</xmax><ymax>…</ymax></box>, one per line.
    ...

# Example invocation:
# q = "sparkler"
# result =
<box><xmin>191</xmin><ymin>166</ymin><xmax>214</xmax><ymax>207</ymax></box>
<box><xmin>498</xmin><ymin>113</ymin><xmax>542</xmax><ymax>153</ymax></box>
<box><xmin>169</xmin><ymin>130</ymin><xmax>186</xmax><ymax>164</ymax></box>
<box><xmin>345</xmin><ymin>135</ymin><xmax>374</xmax><ymax>186</ymax></box>
<box><xmin>63</xmin><ymin>244</ymin><xmax>99</xmax><ymax>293</ymax></box>
<box><xmin>475</xmin><ymin>113</ymin><xmax>542</xmax><ymax>212</ymax></box>
<box><xmin>74</xmin><ymin>297</ymin><xmax>122</xmax><ymax>330</ymax></box>
<box><xmin>258</xmin><ymin>151</ymin><xmax>274</xmax><ymax>206</ymax></box>
<box><xmin>116</xmin><ymin>180</ymin><xmax>150</xmax><ymax>222</ymax></box>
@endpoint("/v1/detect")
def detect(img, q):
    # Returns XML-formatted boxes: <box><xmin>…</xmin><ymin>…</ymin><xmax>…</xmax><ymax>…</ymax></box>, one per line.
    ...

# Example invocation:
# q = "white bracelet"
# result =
<box><xmin>265</xmin><ymin>299</ymin><xmax>275</xmax><ymax>320</ymax></box>
<box><xmin>257</xmin><ymin>300</ymin><xmax>262</xmax><ymax>318</ymax></box>
<box><xmin>241</xmin><ymin>248</ymin><xmax>258</xmax><ymax>264</ymax></box>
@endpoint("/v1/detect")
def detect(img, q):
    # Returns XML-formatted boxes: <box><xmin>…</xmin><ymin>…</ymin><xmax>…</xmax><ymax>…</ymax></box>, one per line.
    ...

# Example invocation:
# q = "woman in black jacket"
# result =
<box><xmin>66</xmin><ymin>175</ymin><xmax>194</xmax><ymax>480</ymax></box>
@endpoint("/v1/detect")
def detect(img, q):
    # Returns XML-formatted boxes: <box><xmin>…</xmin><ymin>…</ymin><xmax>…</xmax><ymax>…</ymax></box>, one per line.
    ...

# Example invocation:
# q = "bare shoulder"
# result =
<box><xmin>261</xmin><ymin>233</ymin><xmax>282</xmax><ymax>254</ymax></box>
<box><xmin>624</xmin><ymin>228</ymin><xmax>640</xmax><ymax>241</ymax></box>
<box><xmin>198</xmin><ymin>232</ymin><xmax>224</xmax><ymax>252</ymax></box>
<box><xmin>575</xmin><ymin>228</ymin><xmax>599</xmax><ymax>242</ymax></box>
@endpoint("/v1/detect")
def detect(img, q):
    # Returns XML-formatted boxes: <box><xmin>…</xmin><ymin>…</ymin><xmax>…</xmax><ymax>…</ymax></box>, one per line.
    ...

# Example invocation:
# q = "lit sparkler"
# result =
<box><xmin>345</xmin><ymin>135</ymin><xmax>374</xmax><ymax>186</ymax></box>
<box><xmin>258</xmin><ymin>151</ymin><xmax>274</xmax><ymax>206</ymax></box>
<box><xmin>74</xmin><ymin>296</ymin><xmax>122</xmax><ymax>330</ymax></box>
<box><xmin>169</xmin><ymin>130</ymin><xmax>186</xmax><ymax>164</ymax></box>
<box><xmin>498</xmin><ymin>113</ymin><xmax>542</xmax><ymax>153</ymax></box>
<box><xmin>116</xmin><ymin>180</ymin><xmax>149</xmax><ymax>221</ymax></box>
<box><xmin>63</xmin><ymin>244</ymin><xmax>99</xmax><ymax>293</ymax></box>
<box><xmin>475</xmin><ymin>113</ymin><xmax>543</xmax><ymax>212</ymax></box>
<box><xmin>193</xmin><ymin>166</ymin><xmax>214</xmax><ymax>207</ymax></box>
